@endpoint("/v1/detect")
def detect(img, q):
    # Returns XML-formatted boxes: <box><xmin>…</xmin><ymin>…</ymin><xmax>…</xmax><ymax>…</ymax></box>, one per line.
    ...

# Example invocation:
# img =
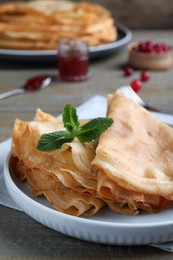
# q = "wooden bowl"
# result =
<box><xmin>128</xmin><ymin>42</ymin><xmax>173</xmax><ymax>71</ymax></box>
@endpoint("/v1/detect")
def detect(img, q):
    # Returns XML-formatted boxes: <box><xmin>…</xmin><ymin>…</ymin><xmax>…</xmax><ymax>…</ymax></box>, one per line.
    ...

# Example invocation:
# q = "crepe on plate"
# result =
<box><xmin>92</xmin><ymin>91</ymin><xmax>173</xmax><ymax>215</ymax></box>
<box><xmin>11</xmin><ymin>109</ymin><xmax>104</xmax><ymax>216</ymax></box>
<box><xmin>10</xmin><ymin>91</ymin><xmax>173</xmax><ymax>217</ymax></box>
<box><xmin>0</xmin><ymin>0</ymin><xmax>117</xmax><ymax>50</ymax></box>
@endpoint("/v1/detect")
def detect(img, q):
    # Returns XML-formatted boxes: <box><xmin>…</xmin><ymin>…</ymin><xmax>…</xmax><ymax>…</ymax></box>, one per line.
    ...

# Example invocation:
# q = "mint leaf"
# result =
<box><xmin>37</xmin><ymin>104</ymin><xmax>114</xmax><ymax>151</ymax></box>
<box><xmin>37</xmin><ymin>131</ymin><xmax>74</xmax><ymax>151</ymax></box>
<box><xmin>62</xmin><ymin>104</ymin><xmax>79</xmax><ymax>132</ymax></box>
<box><xmin>75</xmin><ymin>117</ymin><xmax>113</xmax><ymax>143</ymax></box>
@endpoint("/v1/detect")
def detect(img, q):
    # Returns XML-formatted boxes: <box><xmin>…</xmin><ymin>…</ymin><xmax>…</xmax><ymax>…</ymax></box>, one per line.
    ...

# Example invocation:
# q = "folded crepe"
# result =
<box><xmin>92</xmin><ymin>91</ymin><xmax>173</xmax><ymax>215</ymax></box>
<box><xmin>11</xmin><ymin>109</ymin><xmax>104</xmax><ymax>216</ymax></box>
<box><xmin>11</xmin><ymin>92</ymin><xmax>173</xmax><ymax>217</ymax></box>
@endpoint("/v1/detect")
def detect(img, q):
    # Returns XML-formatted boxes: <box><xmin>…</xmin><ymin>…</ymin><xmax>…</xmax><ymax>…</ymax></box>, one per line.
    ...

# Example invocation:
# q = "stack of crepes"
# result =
<box><xmin>0</xmin><ymin>0</ymin><xmax>117</xmax><ymax>50</ymax></box>
<box><xmin>11</xmin><ymin>91</ymin><xmax>173</xmax><ymax>216</ymax></box>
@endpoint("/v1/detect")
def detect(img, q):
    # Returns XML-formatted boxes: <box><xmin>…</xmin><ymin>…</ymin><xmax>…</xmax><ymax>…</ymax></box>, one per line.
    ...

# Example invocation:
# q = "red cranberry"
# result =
<box><xmin>139</xmin><ymin>42</ymin><xmax>147</xmax><ymax>52</ymax></box>
<box><xmin>140</xmin><ymin>71</ymin><xmax>151</xmax><ymax>82</ymax></box>
<box><xmin>132</xmin><ymin>40</ymin><xmax>170</xmax><ymax>54</ymax></box>
<box><xmin>130</xmin><ymin>79</ymin><xmax>143</xmax><ymax>92</ymax></box>
<box><xmin>124</xmin><ymin>67</ymin><xmax>134</xmax><ymax>77</ymax></box>
<box><xmin>145</xmin><ymin>40</ymin><xmax>154</xmax><ymax>53</ymax></box>
<box><xmin>154</xmin><ymin>44</ymin><xmax>162</xmax><ymax>53</ymax></box>
<box><xmin>160</xmin><ymin>43</ymin><xmax>170</xmax><ymax>52</ymax></box>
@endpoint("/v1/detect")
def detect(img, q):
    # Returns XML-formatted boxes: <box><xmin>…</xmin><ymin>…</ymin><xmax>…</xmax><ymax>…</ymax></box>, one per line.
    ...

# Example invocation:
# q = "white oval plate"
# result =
<box><xmin>4</xmin><ymin>152</ymin><xmax>173</xmax><ymax>245</ymax></box>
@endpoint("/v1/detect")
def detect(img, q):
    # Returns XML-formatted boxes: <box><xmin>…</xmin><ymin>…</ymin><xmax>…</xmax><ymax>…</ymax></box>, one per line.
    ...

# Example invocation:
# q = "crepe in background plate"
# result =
<box><xmin>0</xmin><ymin>1</ymin><xmax>117</xmax><ymax>50</ymax></box>
<box><xmin>11</xmin><ymin>109</ymin><xmax>104</xmax><ymax>216</ymax></box>
<box><xmin>92</xmin><ymin>91</ymin><xmax>173</xmax><ymax>215</ymax></box>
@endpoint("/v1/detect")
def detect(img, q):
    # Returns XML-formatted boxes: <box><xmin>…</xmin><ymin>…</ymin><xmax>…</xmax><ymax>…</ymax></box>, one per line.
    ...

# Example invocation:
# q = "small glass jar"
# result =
<box><xmin>58</xmin><ymin>39</ymin><xmax>90</xmax><ymax>82</ymax></box>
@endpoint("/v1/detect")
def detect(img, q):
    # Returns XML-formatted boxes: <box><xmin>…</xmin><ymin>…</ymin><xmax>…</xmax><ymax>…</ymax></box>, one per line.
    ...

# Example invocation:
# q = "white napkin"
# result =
<box><xmin>1</xmin><ymin>95</ymin><xmax>173</xmax><ymax>252</ymax></box>
<box><xmin>0</xmin><ymin>139</ymin><xmax>22</xmax><ymax>211</ymax></box>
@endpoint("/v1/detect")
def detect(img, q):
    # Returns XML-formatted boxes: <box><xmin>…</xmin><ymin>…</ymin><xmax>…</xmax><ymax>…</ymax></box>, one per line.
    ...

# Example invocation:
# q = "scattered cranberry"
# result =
<box><xmin>130</xmin><ymin>79</ymin><xmax>143</xmax><ymax>92</ymax></box>
<box><xmin>140</xmin><ymin>71</ymin><xmax>151</xmax><ymax>82</ymax></box>
<box><xmin>124</xmin><ymin>67</ymin><xmax>134</xmax><ymax>77</ymax></box>
<box><xmin>132</xmin><ymin>40</ymin><xmax>170</xmax><ymax>54</ymax></box>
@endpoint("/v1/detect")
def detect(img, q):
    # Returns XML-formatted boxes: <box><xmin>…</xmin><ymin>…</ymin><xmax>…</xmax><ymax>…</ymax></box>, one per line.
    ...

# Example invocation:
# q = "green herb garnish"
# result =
<box><xmin>37</xmin><ymin>104</ymin><xmax>113</xmax><ymax>151</ymax></box>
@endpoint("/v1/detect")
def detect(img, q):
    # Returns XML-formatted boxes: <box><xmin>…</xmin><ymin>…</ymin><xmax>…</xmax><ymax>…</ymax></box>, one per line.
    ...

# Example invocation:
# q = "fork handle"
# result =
<box><xmin>152</xmin><ymin>111</ymin><xmax>173</xmax><ymax>126</ymax></box>
<box><xmin>144</xmin><ymin>104</ymin><xmax>173</xmax><ymax>115</ymax></box>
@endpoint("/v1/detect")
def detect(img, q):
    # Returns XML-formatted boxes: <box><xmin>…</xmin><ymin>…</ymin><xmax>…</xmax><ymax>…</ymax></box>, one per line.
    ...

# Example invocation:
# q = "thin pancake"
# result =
<box><xmin>0</xmin><ymin>1</ymin><xmax>117</xmax><ymax>50</ymax></box>
<box><xmin>92</xmin><ymin>91</ymin><xmax>173</xmax><ymax>214</ymax></box>
<box><xmin>11</xmin><ymin>109</ymin><xmax>104</xmax><ymax>216</ymax></box>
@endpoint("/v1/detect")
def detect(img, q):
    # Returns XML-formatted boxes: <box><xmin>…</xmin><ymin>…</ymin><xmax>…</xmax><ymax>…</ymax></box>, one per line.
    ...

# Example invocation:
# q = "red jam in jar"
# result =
<box><xmin>58</xmin><ymin>39</ymin><xmax>90</xmax><ymax>82</ymax></box>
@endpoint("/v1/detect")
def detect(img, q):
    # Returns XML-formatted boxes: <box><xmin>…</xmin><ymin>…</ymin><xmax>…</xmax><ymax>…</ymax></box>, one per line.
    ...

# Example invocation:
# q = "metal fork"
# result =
<box><xmin>118</xmin><ymin>86</ymin><xmax>172</xmax><ymax>113</ymax></box>
<box><xmin>118</xmin><ymin>85</ymin><xmax>173</xmax><ymax>126</ymax></box>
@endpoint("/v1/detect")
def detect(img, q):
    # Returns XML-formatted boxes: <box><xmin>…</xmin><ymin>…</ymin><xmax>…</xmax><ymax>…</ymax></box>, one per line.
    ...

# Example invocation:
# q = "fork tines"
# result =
<box><xmin>117</xmin><ymin>86</ymin><xmax>145</xmax><ymax>106</ymax></box>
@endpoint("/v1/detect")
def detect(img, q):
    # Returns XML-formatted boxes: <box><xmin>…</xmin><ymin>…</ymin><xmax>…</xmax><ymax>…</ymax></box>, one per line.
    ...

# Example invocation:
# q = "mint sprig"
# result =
<box><xmin>37</xmin><ymin>104</ymin><xmax>113</xmax><ymax>151</ymax></box>
<box><xmin>37</xmin><ymin>131</ymin><xmax>74</xmax><ymax>151</ymax></box>
<box><xmin>62</xmin><ymin>104</ymin><xmax>79</xmax><ymax>132</ymax></box>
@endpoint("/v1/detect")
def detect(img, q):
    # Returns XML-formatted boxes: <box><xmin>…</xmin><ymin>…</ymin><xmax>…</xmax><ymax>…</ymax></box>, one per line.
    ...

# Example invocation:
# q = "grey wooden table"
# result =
<box><xmin>0</xmin><ymin>30</ymin><xmax>173</xmax><ymax>259</ymax></box>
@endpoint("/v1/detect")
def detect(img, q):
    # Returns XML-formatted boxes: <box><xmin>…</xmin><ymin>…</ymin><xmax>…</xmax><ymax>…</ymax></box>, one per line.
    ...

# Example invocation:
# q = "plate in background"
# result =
<box><xmin>0</xmin><ymin>24</ymin><xmax>132</xmax><ymax>62</ymax></box>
